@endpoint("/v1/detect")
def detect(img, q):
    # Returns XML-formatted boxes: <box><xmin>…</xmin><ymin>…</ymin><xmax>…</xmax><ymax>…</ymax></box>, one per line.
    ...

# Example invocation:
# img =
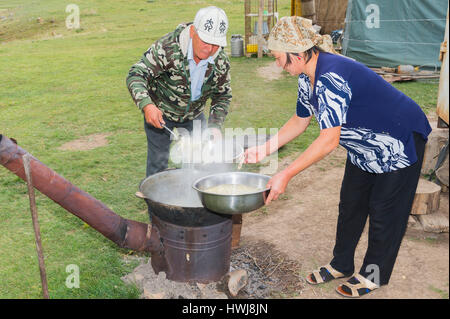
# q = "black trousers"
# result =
<box><xmin>330</xmin><ymin>132</ymin><xmax>426</xmax><ymax>286</ymax></box>
<box><xmin>144</xmin><ymin>113</ymin><xmax>206</xmax><ymax>177</ymax></box>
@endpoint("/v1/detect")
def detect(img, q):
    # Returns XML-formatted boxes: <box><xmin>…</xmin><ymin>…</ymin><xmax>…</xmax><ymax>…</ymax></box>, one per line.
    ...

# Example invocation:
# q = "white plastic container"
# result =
<box><xmin>397</xmin><ymin>65</ymin><xmax>415</xmax><ymax>74</ymax></box>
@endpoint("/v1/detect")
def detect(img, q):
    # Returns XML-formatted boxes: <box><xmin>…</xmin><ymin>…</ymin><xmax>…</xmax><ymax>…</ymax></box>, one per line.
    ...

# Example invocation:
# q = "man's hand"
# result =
<box><xmin>265</xmin><ymin>170</ymin><xmax>291</xmax><ymax>205</ymax></box>
<box><xmin>143</xmin><ymin>104</ymin><xmax>165</xmax><ymax>129</ymax></box>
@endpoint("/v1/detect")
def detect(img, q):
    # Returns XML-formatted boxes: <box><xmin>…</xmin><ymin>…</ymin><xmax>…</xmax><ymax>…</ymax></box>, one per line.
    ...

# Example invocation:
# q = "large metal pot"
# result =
<box><xmin>192</xmin><ymin>172</ymin><xmax>271</xmax><ymax>215</ymax></box>
<box><xmin>138</xmin><ymin>168</ymin><xmax>230</xmax><ymax>226</ymax></box>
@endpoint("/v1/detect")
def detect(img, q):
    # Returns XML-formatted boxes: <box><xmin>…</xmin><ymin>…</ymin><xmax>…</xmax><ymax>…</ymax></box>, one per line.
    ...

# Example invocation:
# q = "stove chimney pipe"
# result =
<box><xmin>0</xmin><ymin>134</ymin><xmax>162</xmax><ymax>253</ymax></box>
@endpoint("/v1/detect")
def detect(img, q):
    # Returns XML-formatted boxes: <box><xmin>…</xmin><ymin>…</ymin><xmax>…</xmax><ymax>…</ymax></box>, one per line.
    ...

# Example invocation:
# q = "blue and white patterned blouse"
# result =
<box><xmin>296</xmin><ymin>53</ymin><xmax>432</xmax><ymax>174</ymax></box>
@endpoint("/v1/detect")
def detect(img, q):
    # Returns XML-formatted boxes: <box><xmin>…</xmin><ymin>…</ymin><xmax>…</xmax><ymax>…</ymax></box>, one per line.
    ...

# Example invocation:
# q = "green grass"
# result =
<box><xmin>0</xmin><ymin>0</ymin><xmax>439</xmax><ymax>298</ymax></box>
<box><xmin>429</xmin><ymin>285</ymin><xmax>449</xmax><ymax>299</ymax></box>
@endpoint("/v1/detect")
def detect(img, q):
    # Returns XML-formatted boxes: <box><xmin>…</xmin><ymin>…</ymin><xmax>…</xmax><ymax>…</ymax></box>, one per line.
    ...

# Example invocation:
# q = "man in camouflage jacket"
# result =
<box><xmin>126</xmin><ymin>6</ymin><xmax>232</xmax><ymax>176</ymax></box>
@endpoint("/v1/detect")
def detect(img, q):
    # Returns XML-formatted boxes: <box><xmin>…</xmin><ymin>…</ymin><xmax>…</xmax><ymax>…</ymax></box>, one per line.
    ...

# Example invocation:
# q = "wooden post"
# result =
<box><xmin>292</xmin><ymin>0</ymin><xmax>302</xmax><ymax>16</ymax></box>
<box><xmin>23</xmin><ymin>154</ymin><xmax>50</xmax><ymax>299</ymax></box>
<box><xmin>231</xmin><ymin>214</ymin><xmax>243</xmax><ymax>249</ymax></box>
<box><xmin>258</xmin><ymin>0</ymin><xmax>264</xmax><ymax>58</ymax></box>
<box><xmin>244</xmin><ymin>0</ymin><xmax>251</xmax><ymax>55</ymax></box>
<box><xmin>267</xmin><ymin>0</ymin><xmax>273</xmax><ymax>30</ymax></box>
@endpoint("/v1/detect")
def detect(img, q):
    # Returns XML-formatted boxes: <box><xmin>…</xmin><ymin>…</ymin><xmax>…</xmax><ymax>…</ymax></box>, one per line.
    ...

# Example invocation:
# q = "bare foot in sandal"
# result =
<box><xmin>306</xmin><ymin>264</ymin><xmax>350</xmax><ymax>285</ymax></box>
<box><xmin>336</xmin><ymin>274</ymin><xmax>379</xmax><ymax>298</ymax></box>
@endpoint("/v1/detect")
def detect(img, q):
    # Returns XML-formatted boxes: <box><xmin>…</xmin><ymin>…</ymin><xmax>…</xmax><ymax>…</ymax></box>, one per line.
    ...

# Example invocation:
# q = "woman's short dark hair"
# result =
<box><xmin>285</xmin><ymin>46</ymin><xmax>324</xmax><ymax>66</ymax></box>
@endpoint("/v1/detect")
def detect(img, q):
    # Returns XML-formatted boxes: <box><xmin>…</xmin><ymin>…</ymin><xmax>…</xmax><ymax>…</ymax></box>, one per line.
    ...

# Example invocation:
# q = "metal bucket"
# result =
<box><xmin>151</xmin><ymin>213</ymin><xmax>232</xmax><ymax>283</ymax></box>
<box><xmin>231</xmin><ymin>34</ymin><xmax>244</xmax><ymax>57</ymax></box>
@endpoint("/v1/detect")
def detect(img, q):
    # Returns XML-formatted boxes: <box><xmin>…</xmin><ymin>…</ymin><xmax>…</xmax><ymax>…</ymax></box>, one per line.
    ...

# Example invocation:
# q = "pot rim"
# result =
<box><xmin>192</xmin><ymin>171</ymin><xmax>271</xmax><ymax>196</ymax></box>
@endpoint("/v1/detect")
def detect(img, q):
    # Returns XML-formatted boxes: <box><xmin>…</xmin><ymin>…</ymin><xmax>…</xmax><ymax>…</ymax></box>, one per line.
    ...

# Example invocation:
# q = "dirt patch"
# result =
<box><xmin>58</xmin><ymin>133</ymin><xmax>111</xmax><ymax>151</ymax></box>
<box><xmin>257</xmin><ymin>62</ymin><xmax>284</xmax><ymax>81</ymax></box>
<box><xmin>229</xmin><ymin>240</ymin><xmax>303</xmax><ymax>298</ymax></box>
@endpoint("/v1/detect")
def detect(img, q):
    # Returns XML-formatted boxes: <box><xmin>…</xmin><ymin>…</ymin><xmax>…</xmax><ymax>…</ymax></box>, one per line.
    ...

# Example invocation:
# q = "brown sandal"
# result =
<box><xmin>336</xmin><ymin>274</ymin><xmax>379</xmax><ymax>298</ymax></box>
<box><xmin>306</xmin><ymin>264</ymin><xmax>346</xmax><ymax>285</ymax></box>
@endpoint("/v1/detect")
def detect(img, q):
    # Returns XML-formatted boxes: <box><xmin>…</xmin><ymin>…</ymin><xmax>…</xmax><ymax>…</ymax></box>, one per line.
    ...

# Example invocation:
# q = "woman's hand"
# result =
<box><xmin>244</xmin><ymin>144</ymin><xmax>267</xmax><ymax>164</ymax></box>
<box><xmin>265</xmin><ymin>170</ymin><xmax>291</xmax><ymax>205</ymax></box>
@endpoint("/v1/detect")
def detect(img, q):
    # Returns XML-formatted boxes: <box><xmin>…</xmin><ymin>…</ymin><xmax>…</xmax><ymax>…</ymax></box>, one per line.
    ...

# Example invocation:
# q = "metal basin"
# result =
<box><xmin>192</xmin><ymin>172</ymin><xmax>270</xmax><ymax>215</ymax></box>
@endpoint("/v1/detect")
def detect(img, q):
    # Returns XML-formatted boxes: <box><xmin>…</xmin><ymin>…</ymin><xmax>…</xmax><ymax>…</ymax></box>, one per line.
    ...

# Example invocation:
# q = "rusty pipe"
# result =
<box><xmin>0</xmin><ymin>134</ymin><xmax>162</xmax><ymax>253</ymax></box>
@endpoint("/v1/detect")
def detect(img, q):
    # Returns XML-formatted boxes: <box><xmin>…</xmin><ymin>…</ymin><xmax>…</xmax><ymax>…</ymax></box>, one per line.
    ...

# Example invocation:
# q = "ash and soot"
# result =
<box><xmin>122</xmin><ymin>240</ymin><xmax>304</xmax><ymax>299</ymax></box>
<box><xmin>228</xmin><ymin>240</ymin><xmax>304</xmax><ymax>298</ymax></box>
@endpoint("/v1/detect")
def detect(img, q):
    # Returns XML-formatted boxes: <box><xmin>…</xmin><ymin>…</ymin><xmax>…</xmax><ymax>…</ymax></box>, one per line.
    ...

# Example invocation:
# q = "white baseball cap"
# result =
<box><xmin>193</xmin><ymin>6</ymin><xmax>228</xmax><ymax>47</ymax></box>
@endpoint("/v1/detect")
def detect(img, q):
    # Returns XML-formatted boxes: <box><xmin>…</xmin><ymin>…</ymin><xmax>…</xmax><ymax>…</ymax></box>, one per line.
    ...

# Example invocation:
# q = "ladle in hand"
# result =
<box><xmin>162</xmin><ymin>125</ymin><xmax>180</xmax><ymax>141</ymax></box>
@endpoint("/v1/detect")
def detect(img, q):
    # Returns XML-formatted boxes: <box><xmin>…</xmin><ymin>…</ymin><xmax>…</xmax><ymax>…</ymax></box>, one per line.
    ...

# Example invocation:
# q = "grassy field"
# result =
<box><xmin>0</xmin><ymin>0</ymin><xmax>439</xmax><ymax>298</ymax></box>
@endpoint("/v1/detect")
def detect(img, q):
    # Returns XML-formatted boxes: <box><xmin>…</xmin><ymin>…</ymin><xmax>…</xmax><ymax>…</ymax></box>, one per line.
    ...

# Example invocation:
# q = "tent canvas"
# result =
<box><xmin>315</xmin><ymin>0</ymin><xmax>348</xmax><ymax>35</ymax></box>
<box><xmin>342</xmin><ymin>0</ymin><xmax>448</xmax><ymax>69</ymax></box>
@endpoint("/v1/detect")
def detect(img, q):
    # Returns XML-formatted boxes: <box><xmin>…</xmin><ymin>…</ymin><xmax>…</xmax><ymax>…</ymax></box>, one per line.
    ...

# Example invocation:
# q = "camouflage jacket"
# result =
<box><xmin>126</xmin><ymin>23</ymin><xmax>232</xmax><ymax>129</ymax></box>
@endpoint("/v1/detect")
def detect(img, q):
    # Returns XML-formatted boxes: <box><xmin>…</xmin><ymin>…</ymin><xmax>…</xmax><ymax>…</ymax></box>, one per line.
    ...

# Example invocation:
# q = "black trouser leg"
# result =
<box><xmin>330</xmin><ymin>160</ymin><xmax>374</xmax><ymax>275</ymax></box>
<box><xmin>360</xmin><ymin>133</ymin><xmax>426</xmax><ymax>285</ymax></box>
<box><xmin>144</xmin><ymin>120</ymin><xmax>171</xmax><ymax>177</ymax></box>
